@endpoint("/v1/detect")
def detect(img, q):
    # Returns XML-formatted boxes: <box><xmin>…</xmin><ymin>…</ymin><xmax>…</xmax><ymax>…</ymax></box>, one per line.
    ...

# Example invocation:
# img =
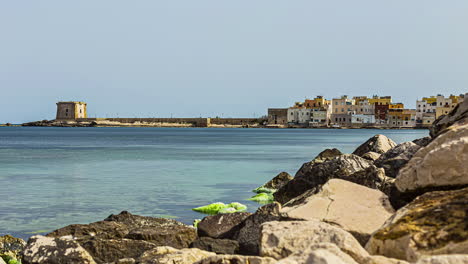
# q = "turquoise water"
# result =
<box><xmin>0</xmin><ymin>127</ymin><xmax>428</xmax><ymax>239</ymax></box>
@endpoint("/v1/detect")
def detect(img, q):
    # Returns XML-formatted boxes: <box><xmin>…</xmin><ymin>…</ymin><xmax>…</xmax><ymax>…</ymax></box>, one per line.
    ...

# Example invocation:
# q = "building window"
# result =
<box><xmin>66</xmin><ymin>109</ymin><xmax>69</xmax><ymax>112</ymax></box>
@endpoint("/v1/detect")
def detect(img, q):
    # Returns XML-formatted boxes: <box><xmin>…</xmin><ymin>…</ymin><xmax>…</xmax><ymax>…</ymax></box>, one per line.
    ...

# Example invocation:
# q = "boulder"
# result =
<box><xmin>0</xmin><ymin>235</ymin><xmax>26</xmax><ymax>260</ymax></box>
<box><xmin>396</xmin><ymin>124</ymin><xmax>468</xmax><ymax>192</ymax></box>
<box><xmin>274</xmin><ymin>154</ymin><xmax>373</xmax><ymax>204</ymax></box>
<box><xmin>430</xmin><ymin>94</ymin><xmax>468</xmax><ymax>138</ymax></box>
<box><xmin>280</xmin><ymin>179</ymin><xmax>394</xmax><ymax>245</ymax></box>
<box><xmin>46</xmin><ymin>211</ymin><xmax>196</xmax><ymax>263</ymax></box>
<box><xmin>233</xmin><ymin>202</ymin><xmax>283</xmax><ymax>255</ymax></box>
<box><xmin>197</xmin><ymin>212</ymin><xmax>251</xmax><ymax>239</ymax></box>
<box><xmin>0</xmin><ymin>257</ymin><xmax>6</xmax><ymax>264</ymax></box>
<box><xmin>260</xmin><ymin>220</ymin><xmax>370</xmax><ymax>263</ymax></box>
<box><xmin>366</xmin><ymin>187</ymin><xmax>468</xmax><ymax>262</ymax></box>
<box><xmin>353</xmin><ymin>134</ymin><xmax>397</xmax><ymax>156</ymax></box>
<box><xmin>196</xmin><ymin>255</ymin><xmax>276</xmax><ymax>264</ymax></box>
<box><xmin>22</xmin><ymin>235</ymin><xmax>96</xmax><ymax>264</ymax></box>
<box><xmin>363</xmin><ymin>255</ymin><xmax>409</xmax><ymax>264</ymax></box>
<box><xmin>294</xmin><ymin>148</ymin><xmax>343</xmax><ymax>178</ymax></box>
<box><xmin>416</xmin><ymin>255</ymin><xmax>468</xmax><ymax>264</ymax></box>
<box><xmin>374</xmin><ymin>142</ymin><xmax>421</xmax><ymax>178</ymax></box>
<box><xmin>190</xmin><ymin>237</ymin><xmax>239</xmax><ymax>254</ymax></box>
<box><xmin>276</xmin><ymin>243</ymin><xmax>359</xmax><ymax>264</ymax></box>
<box><xmin>137</xmin><ymin>246</ymin><xmax>215</xmax><ymax>264</ymax></box>
<box><xmin>260</xmin><ymin>171</ymin><xmax>293</xmax><ymax>190</ymax></box>
<box><xmin>412</xmin><ymin>137</ymin><xmax>431</xmax><ymax>147</ymax></box>
<box><xmin>361</xmin><ymin>151</ymin><xmax>381</xmax><ymax>161</ymax></box>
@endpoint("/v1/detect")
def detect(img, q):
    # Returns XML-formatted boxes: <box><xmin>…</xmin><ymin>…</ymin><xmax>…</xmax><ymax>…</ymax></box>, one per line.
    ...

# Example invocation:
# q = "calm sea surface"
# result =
<box><xmin>0</xmin><ymin>127</ymin><xmax>428</xmax><ymax>239</ymax></box>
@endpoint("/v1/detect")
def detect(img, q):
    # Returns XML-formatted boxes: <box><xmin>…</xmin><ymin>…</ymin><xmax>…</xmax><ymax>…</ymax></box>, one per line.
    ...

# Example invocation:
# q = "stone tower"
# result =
<box><xmin>56</xmin><ymin>101</ymin><xmax>87</xmax><ymax>120</ymax></box>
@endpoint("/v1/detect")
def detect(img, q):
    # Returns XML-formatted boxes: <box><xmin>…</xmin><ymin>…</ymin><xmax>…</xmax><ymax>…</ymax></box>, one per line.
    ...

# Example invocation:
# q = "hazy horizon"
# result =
<box><xmin>1</xmin><ymin>1</ymin><xmax>467</xmax><ymax>123</ymax></box>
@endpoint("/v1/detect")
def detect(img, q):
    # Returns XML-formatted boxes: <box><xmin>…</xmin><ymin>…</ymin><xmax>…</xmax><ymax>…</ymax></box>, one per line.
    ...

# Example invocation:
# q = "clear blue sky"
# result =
<box><xmin>1</xmin><ymin>1</ymin><xmax>467</xmax><ymax>123</ymax></box>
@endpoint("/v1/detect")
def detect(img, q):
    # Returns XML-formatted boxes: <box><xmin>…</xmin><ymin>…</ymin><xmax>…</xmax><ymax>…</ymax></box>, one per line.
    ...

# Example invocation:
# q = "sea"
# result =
<box><xmin>0</xmin><ymin>127</ymin><xmax>428</xmax><ymax>240</ymax></box>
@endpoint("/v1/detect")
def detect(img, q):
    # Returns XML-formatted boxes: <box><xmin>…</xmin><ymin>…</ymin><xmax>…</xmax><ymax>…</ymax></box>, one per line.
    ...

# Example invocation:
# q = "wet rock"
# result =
<box><xmin>190</xmin><ymin>237</ymin><xmax>239</xmax><ymax>254</ymax></box>
<box><xmin>233</xmin><ymin>202</ymin><xmax>283</xmax><ymax>255</ymax></box>
<box><xmin>137</xmin><ymin>246</ymin><xmax>215</xmax><ymax>264</ymax></box>
<box><xmin>396</xmin><ymin>123</ymin><xmax>468</xmax><ymax>193</ymax></box>
<box><xmin>260</xmin><ymin>171</ymin><xmax>293</xmax><ymax>190</ymax></box>
<box><xmin>374</xmin><ymin>142</ymin><xmax>421</xmax><ymax>178</ymax></box>
<box><xmin>22</xmin><ymin>235</ymin><xmax>96</xmax><ymax>264</ymax></box>
<box><xmin>196</xmin><ymin>255</ymin><xmax>276</xmax><ymax>264</ymax></box>
<box><xmin>366</xmin><ymin>187</ymin><xmax>468</xmax><ymax>262</ymax></box>
<box><xmin>412</xmin><ymin>137</ymin><xmax>431</xmax><ymax>147</ymax></box>
<box><xmin>281</xmin><ymin>179</ymin><xmax>394</xmax><ymax>245</ymax></box>
<box><xmin>430</xmin><ymin>94</ymin><xmax>468</xmax><ymax>138</ymax></box>
<box><xmin>416</xmin><ymin>255</ymin><xmax>468</xmax><ymax>264</ymax></box>
<box><xmin>260</xmin><ymin>220</ymin><xmax>369</xmax><ymax>263</ymax></box>
<box><xmin>47</xmin><ymin>211</ymin><xmax>196</xmax><ymax>263</ymax></box>
<box><xmin>197</xmin><ymin>212</ymin><xmax>251</xmax><ymax>239</ymax></box>
<box><xmin>276</xmin><ymin>243</ymin><xmax>359</xmax><ymax>264</ymax></box>
<box><xmin>274</xmin><ymin>154</ymin><xmax>373</xmax><ymax>204</ymax></box>
<box><xmin>0</xmin><ymin>235</ymin><xmax>26</xmax><ymax>260</ymax></box>
<box><xmin>353</xmin><ymin>134</ymin><xmax>397</xmax><ymax>157</ymax></box>
<box><xmin>361</xmin><ymin>151</ymin><xmax>381</xmax><ymax>161</ymax></box>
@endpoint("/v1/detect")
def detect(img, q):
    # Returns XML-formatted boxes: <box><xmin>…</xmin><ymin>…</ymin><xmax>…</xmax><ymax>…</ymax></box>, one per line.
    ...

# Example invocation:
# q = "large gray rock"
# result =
<box><xmin>281</xmin><ymin>179</ymin><xmax>394</xmax><ymax>245</ymax></box>
<box><xmin>412</xmin><ymin>137</ymin><xmax>431</xmax><ymax>147</ymax></box>
<box><xmin>276</xmin><ymin>243</ymin><xmax>359</xmax><ymax>264</ymax></box>
<box><xmin>233</xmin><ymin>202</ymin><xmax>283</xmax><ymax>255</ymax></box>
<box><xmin>197</xmin><ymin>212</ymin><xmax>251</xmax><ymax>239</ymax></box>
<box><xmin>430</xmin><ymin>94</ymin><xmax>468</xmax><ymax>138</ymax></box>
<box><xmin>190</xmin><ymin>237</ymin><xmax>239</xmax><ymax>255</ymax></box>
<box><xmin>361</xmin><ymin>151</ymin><xmax>381</xmax><ymax>161</ymax></box>
<box><xmin>374</xmin><ymin>142</ymin><xmax>421</xmax><ymax>178</ymax></box>
<box><xmin>294</xmin><ymin>148</ymin><xmax>344</xmax><ymax>178</ymax></box>
<box><xmin>366</xmin><ymin>187</ymin><xmax>468</xmax><ymax>262</ymax></box>
<box><xmin>353</xmin><ymin>134</ymin><xmax>397</xmax><ymax>157</ymax></box>
<box><xmin>274</xmin><ymin>154</ymin><xmax>373</xmax><ymax>204</ymax></box>
<box><xmin>22</xmin><ymin>235</ymin><xmax>96</xmax><ymax>264</ymax></box>
<box><xmin>260</xmin><ymin>220</ymin><xmax>370</xmax><ymax>263</ymax></box>
<box><xmin>137</xmin><ymin>246</ymin><xmax>215</xmax><ymax>264</ymax></box>
<box><xmin>396</xmin><ymin>123</ymin><xmax>468</xmax><ymax>192</ymax></box>
<box><xmin>46</xmin><ymin>211</ymin><xmax>196</xmax><ymax>263</ymax></box>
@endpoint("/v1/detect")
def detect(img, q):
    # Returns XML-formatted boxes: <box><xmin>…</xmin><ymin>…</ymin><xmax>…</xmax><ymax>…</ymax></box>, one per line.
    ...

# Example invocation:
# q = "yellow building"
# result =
<box><xmin>304</xmin><ymin>96</ymin><xmax>330</xmax><ymax>109</ymax></box>
<box><xmin>422</xmin><ymin>96</ymin><xmax>437</xmax><ymax>104</ymax></box>
<box><xmin>389</xmin><ymin>103</ymin><xmax>404</xmax><ymax>109</ymax></box>
<box><xmin>368</xmin><ymin>95</ymin><xmax>392</xmax><ymax>105</ymax></box>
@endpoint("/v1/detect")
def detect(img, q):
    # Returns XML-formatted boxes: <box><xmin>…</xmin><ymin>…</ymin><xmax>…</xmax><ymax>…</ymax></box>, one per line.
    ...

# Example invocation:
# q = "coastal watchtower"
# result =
<box><xmin>56</xmin><ymin>101</ymin><xmax>87</xmax><ymax>120</ymax></box>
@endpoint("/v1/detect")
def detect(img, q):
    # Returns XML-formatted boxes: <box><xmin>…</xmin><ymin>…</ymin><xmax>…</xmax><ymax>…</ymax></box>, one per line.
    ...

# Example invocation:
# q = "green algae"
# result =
<box><xmin>1</xmin><ymin>255</ymin><xmax>22</xmax><ymax>264</ymax></box>
<box><xmin>248</xmin><ymin>193</ymin><xmax>274</xmax><ymax>204</ymax></box>
<box><xmin>252</xmin><ymin>187</ymin><xmax>276</xmax><ymax>194</ymax></box>
<box><xmin>193</xmin><ymin>219</ymin><xmax>201</xmax><ymax>228</ymax></box>
<box><xmin>192</xmin><ymin>202</ymin><xmax>247</xmax><ymax>215</ymax></box>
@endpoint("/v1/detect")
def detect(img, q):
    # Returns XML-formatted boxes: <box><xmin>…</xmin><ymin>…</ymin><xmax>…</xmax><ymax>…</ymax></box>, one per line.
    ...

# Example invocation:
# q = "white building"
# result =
<box><xmin>287</xmin><ymin>108</ymin><xmax>312</xmax><ymax>124</ymax></box>
<box><xmin>351</xmin><ymin>114</ymin><xmax>376</xmax><ymax>124</ymax></box>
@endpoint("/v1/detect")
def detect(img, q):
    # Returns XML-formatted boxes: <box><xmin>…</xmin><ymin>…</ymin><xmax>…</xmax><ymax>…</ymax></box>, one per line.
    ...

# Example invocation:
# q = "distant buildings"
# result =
<box><xmin>267</xmin><ymin>93</ymin><xmax>466</xmax><ymax>128</ymax></box>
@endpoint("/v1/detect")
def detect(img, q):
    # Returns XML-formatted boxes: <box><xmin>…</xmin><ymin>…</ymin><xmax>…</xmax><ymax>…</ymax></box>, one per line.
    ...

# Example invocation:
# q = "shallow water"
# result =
<box><xmin>0</xmin><ymin>127</ymin><xmax>428</xmax><ymax>239</ymax></box>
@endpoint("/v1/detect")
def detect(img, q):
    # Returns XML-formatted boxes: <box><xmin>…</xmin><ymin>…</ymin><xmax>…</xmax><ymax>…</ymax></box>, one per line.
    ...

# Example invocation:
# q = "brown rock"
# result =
<box><xmin>197</xmin><ymin>212</ymin><xmax>251</xmax><ymax>239</ymax></box>
<box><xmin>190</xmin><ymin>237</ymin><xmax>239</xmax><ymax>255</ymax></box>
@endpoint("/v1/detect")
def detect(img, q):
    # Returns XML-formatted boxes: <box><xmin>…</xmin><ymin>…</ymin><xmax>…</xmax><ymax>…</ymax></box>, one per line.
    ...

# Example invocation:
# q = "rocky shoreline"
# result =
<box><xmin>2</xmin><ymin>99</ymin><xmax>467</xmax><ymax>264</ymax></box>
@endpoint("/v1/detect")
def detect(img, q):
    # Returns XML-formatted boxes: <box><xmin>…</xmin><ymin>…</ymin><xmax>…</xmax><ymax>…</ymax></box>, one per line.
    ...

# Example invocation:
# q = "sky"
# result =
<box><xmin>1</xmin><ymin>1</ymin><xmax>467</xmax><ymax>123</ymax></box>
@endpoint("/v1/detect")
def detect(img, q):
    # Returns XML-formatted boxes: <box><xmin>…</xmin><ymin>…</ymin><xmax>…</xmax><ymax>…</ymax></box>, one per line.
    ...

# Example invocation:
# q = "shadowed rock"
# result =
<box><xmin>374</xmin><ymin>142</ymin><xmax>421</xmax><ymax>178</ymax></box>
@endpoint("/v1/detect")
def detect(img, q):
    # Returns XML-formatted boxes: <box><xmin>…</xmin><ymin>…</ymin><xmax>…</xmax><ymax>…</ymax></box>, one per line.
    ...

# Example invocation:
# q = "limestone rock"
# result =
<box><xmin>260</xmin><ymin>220</ymin><xmax>369</xmax><ymax>263</ymax></box>
<box><xmin>233</xmin><ymin>202</ymin><xmax>283</xmax><ymax>255</ymax></box>
<box><xmin>261</xmin><ymin>171</ymin><xmax>293</xmax><ymax>190</ymax></box>
<box><xmin>47</xmin><ymin>211</ymin><xmax>196</xmax><ymax>263</ymax></box>
<box><xmin>137</xmin><ymin>246</ymin><xmax>215</xmax><ymax>264</ymax></box>
<box><xmin>276</xmin><ymin>243</ymin><xmax>359</xmax><ymax>264</ymax></box>
<box><xmin>197</xmin><ymin>212</ymin><xmax>251</xmax><ymax>239</ymax></box>
<box><xmin>353</xmin><ymin>134</ymin><xmax>397</xmax><ymax>156</ymax></box>
<box><xmin>190</xmin><ymin>237</ymin><xmax>239</xmax><ymax>254</ymax></box>
<box><xmin>114</xmin><ymin>258</ymin><xmax>135</xmax><ymax>264</ymax></box>
<box><xmin>366</xmin><ymin>187</ymin><xmax>468</xmax><ymax>262</ymax></box>
<box><xmin>430</xmin><ymin>94</ymin><xmax>468</xmax><ymax>138</ymax></box>
<box><xmin>412</xmin><ymin>137</ymin><xmax>431</xmax><ymax>147</ymax></box>
<box><xmin>361</xmin><ymin>151</ymin><xmax>381</xmax><ymax>161</ymax></box>
<box><xmin>364</xmin><ymin>255</ymin><xmax>409</xmax><ymax>264</ymax></box>
<box><xmin>281</xmin><ymin>179</ymin><xmax>394</xmax><ymax>245</ymax></box>
<box><xmin>0</xmin><ymin>257</ymin><xmax>6</xmax><ymax>264</ymax></box>
<box><xmin>396</xmin><ymin>124</ymin><xmax>468</xmax><ymax>192</ymax></box>
<box><xmin>274</xmin><ymin>154</ymin><xmax>373</xmax><ymax>204</ymax></box>
<box><xmin>0</xmin><ymin>235</ymin><xmax>26</xmax><ymax>260</ymax></box>
<box><xmin>196</xmin><ymin>255</ymin><xmax>276</xmax><ymax>264</ymax></box>
<box><xmin>416</xmin><ymin>255</ymin><xmax>468</xmax><ymax>264</ymax></box>
<box><xmin>22</xmin><ymin>235</ymin><xmax>96</xmax><ymax>264</ymax></box>
<box><xmin>374</xmin><ymin>142</ymin><xmax>421</xmax><ymax>178</ymax></box>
